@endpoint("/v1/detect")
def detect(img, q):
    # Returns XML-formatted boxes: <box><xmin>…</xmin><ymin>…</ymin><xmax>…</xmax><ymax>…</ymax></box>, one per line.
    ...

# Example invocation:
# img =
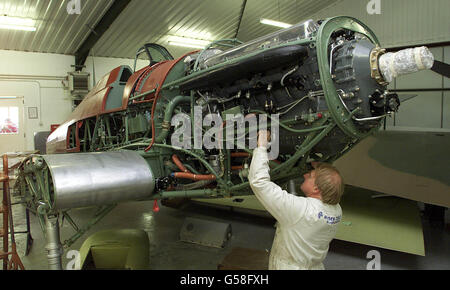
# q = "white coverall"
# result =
<box><xmin>248</xmin><ymin>147</ymin><xmax>342</xmax><ymax>270</ymax></box>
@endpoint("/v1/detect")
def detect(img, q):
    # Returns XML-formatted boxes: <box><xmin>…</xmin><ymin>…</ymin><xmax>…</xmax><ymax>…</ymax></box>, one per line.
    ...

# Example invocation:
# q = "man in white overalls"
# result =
<box><xmin>249</xmin><ymin>130</ymin><xmax>344</xmax><ymax>270</ymax></box>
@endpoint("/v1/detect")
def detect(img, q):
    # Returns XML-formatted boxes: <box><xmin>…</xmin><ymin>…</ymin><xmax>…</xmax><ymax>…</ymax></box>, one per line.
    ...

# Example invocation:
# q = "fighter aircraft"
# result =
<box><xmin>13</xmin><ymin>16</ymin><xmax>448</xmax><ymax>268</ymax></box>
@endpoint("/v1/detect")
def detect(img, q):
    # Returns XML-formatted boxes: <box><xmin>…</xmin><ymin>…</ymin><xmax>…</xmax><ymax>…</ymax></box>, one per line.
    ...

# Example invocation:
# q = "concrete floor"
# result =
<box><xmin>3</xmin><ymin>197</ymin><xmax>450</xmax><ymax>270</ymax></box>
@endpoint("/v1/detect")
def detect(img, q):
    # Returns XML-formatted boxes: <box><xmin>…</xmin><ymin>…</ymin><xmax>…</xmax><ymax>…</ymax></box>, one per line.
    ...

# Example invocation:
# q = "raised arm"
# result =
<box><xmin>248</xmin><ymin>132</ymin><xmax>307</xmax><ymax>225</ymax></box>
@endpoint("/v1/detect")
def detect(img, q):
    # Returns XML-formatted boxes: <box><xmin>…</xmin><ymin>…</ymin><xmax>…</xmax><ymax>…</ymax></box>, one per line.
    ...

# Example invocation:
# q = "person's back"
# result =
<box><xmin>249</xmin><ymin>130</ymin><xmax>344</xmax><ymax>270</ymax></box>
<box><xmin>269</xmin><ymin>197</ymin><xmax>342</xmax><ymax>270</ymax></box>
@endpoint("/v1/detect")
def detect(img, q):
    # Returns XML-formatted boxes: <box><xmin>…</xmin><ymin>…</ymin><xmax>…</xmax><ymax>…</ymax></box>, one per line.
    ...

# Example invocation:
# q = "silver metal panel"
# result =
<box><xmin>43</xmin><ymin>151</ymin><xmax>155</xmax><ymax>210</ymax></box>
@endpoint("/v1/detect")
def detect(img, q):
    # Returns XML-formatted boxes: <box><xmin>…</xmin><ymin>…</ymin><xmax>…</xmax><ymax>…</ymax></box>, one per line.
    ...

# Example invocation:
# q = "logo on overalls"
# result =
<box><xmin>318</xmin><ymin>212</ymin><xmax>341</xmax><ymax>225</ymax></box>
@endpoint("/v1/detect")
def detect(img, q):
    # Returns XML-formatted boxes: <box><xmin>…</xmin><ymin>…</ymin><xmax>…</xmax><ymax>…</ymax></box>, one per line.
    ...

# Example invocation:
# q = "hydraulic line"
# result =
<box><xmin>172</xmin><ymin>155</ymin><xmax>190</xmax><ymax>173</ymax></box>
<box><xmin>172</xmin><ymin>172</ymin><xmax>216</xmax><ymax>181</ymax></box>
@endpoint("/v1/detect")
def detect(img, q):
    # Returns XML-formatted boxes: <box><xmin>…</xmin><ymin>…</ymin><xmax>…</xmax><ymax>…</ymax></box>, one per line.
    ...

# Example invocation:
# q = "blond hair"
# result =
<box><xmin>314</xmin><ymin>163</ymin><xmax>344</xmax><ymax>205</ymax></box>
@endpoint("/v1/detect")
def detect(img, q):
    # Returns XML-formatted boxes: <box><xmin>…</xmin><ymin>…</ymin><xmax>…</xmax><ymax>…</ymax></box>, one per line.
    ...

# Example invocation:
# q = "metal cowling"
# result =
<box><xmin>42</xmin><ymin>151</ymin><xmax>155</xmax><ymax>210</ymax></box>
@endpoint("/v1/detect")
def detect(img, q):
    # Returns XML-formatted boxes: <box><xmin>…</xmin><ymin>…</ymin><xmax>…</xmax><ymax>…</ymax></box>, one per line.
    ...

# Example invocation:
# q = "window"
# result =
<box><xmin>0</xmin><ymin>107</ymin><xmax>19</xmax><ymax>135</ymax></box>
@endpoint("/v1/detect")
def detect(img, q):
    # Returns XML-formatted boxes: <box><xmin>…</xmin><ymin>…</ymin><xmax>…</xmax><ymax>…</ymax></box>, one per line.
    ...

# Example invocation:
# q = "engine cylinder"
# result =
<box><xmin>42</xmin><ymin>151</ymin><xmax>155</xmax><ymax>210</ymax></box>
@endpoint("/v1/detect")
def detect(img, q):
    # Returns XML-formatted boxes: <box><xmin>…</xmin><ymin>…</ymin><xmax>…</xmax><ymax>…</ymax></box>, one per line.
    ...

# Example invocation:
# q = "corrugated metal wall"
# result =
<box><xmin>0</xmin><ymin>0</ymin><xmax>114</xmax><ymax>54</ymax></box>
<box><xmin>236</xmin><ymin>0</ymin><xmax>336</xmax><ymax>42</ymax></box>
<box><xmin>92</xmin><ymin>0</ymin><xmax>338</xmax><ymax>59</ymax></box>
<box><xmin>91</xmin><ymin>0</ymin><xmax>243</xmax><ymax>60</ymax></box>
<box><xmin>310</xmin><ymin>0</ymin><xmax>450</xmax><ymax>48</ymax></box>
<box><xmin>0</xmin><ymin>0</ymin><xmax>342</xmax><ymax>58</ymax></box>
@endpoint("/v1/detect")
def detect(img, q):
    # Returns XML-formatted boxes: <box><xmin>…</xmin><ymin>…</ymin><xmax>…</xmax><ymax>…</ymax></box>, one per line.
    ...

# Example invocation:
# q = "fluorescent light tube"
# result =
<box><xmin>168</xmin><ymin>41</ymin><xmax>206</xmax><ymax>49</ymax></box>
<box><xmin>260</xmin><ymin>18</ymin><xmax>292</xmax><ymax>29</ymax></box>
<box><xmin>0</xmin><ymin>24</ymin><xmax>36</xmax><ymax>31</ymax></box>
<box><xmin>0</xmin><ymin>96</ymin><xmax>17</xmax><ymax>99</ymax></box>
<box><xmin>167</xmin><ymin>36</ymin><xmax>211</xmax><ymax>49</ymax></box>
<box><xmin>0</xmin><ymin>16</ymin><xmax>36</xmax><ymax>31</ymax></box>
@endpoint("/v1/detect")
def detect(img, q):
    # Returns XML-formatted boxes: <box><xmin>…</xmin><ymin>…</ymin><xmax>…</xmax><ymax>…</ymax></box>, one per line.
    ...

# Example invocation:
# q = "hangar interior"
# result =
<box><xmin>0</xmin><ymin>0</ymin><xmax>449</xmax><ymax>270</ymax></box>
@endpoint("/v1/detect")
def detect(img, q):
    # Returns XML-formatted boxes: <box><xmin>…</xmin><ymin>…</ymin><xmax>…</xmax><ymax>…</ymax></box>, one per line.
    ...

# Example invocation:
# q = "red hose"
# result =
<box><xmin>172</xmin><ymin>155</ymin><xmax>190</xmax><ymax>173</ymax></box>
<box><xmin>171</xmin><ymin>154</ymin><xmax>216</xmax><ymax>180</ymax></box>
<box><xmin>173</xmin><ymin>172</ymin><xmax>216</xmax><ymax>181</ymax></box>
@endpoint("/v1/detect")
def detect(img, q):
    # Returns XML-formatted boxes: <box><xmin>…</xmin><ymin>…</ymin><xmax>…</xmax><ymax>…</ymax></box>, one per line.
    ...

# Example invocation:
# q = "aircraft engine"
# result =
<box><xmin>13</xmin><ymin>17</ymin><xmax>436</xmax><ymax>255</ymax></box>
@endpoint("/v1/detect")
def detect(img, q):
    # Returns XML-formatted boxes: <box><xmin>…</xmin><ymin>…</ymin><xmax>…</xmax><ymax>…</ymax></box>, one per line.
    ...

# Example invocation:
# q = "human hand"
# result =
<box><xmin>257</xmin><ymin>130</ymin><xmax>271</xmax><ymax>148</ymax></box>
